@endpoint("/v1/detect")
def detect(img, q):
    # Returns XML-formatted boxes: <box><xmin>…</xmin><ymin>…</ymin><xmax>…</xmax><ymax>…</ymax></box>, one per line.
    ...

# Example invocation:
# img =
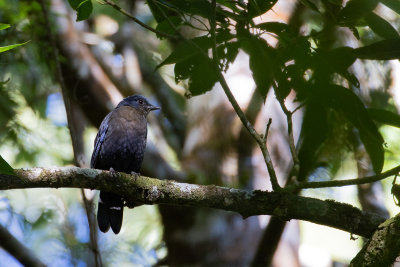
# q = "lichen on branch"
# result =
<box><xmin>0</xmin><ymin>166</ymin><xmax>385</xmax><ymax>239</ymax></box>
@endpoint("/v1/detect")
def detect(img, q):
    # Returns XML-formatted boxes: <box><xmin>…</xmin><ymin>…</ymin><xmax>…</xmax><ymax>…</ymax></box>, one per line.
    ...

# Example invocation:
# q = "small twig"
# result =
<box><xmin>150</xmin><ymin>0</ymin><xmax>281</xmax><ymax>190</ymax></box>
<box><xmin>102</xmin><ymin>0</ymin><xmax>179</xmax><ymax>40</ymax></box>
<box><xmin>292</xmin><ymin>102</ymin><xmax>305</xmax><ymax>114</ymax></box>
<box><xmin>264</xmin><ymin>118</ymin><xmax>272</xmax><ymax>142</ymax></box>
<box><xmin>285</xmin><ymin>164</ymin><xmax>400</xmax><ymax>191</ymax></box>
<box><xmin>273</xmin><ymin>82</ymin><xmax>300</xmax><ymax>180</ymax></box>
<box><xmin>209</xmin><ymin>0</ymin><xmax>280</xmax><ymax>190</ymax></box>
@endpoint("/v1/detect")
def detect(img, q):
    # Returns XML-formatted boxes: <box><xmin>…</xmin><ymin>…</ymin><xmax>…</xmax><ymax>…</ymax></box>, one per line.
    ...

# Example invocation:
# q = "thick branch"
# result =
<box><xmin>350</xmin><ymin>213</ymin><xmax>400</xmax><ymax>266</ymax></box>
<box><xmin>0</xmin><ymin>167</ymin><xmax>385</xmax><ymax>238</ymax></box>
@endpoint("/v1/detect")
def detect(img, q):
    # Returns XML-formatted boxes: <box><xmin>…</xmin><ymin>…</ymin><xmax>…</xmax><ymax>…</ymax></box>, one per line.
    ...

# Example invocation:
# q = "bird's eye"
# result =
<box><xmin>138</xmin><ymin>99</ymin><xmax>144</xmax><ymax>105</ymax></box>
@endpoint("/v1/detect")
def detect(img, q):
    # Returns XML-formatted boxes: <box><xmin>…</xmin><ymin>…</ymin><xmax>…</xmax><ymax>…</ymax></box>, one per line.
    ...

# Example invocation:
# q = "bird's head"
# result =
<box><xmin>117</xmin><ymin>95</ymin><xmax>160</xmax><ymax>116</ymax></box>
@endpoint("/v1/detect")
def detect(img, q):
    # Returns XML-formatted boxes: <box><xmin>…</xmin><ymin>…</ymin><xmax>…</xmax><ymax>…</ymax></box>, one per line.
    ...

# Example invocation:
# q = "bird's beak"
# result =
<box><xmin>149</xmin><ymin>105</ymin><xmax>161</xmax><ymax>111</ymax></box>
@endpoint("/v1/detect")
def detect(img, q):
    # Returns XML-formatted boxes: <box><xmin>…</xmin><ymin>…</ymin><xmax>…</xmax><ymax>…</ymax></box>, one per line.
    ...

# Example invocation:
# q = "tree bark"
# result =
<box><xmin>0</xmin><ymin>167</ymin><xmax>385</xmax><ymax>239</ymax></box>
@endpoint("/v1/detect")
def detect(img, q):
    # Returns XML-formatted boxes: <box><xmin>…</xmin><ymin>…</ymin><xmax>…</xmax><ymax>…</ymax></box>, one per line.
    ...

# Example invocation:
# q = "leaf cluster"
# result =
<box><xmin>143</xmin><ymin>0</ymin><xmax>400</xmax><ymax>179</ymax></box>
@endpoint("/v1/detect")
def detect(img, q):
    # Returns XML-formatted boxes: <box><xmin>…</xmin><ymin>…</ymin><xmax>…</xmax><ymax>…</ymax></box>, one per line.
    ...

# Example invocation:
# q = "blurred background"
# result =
<box><xmin>1</xmin><ymin>0</ymin><xmax>400</xmax><ymax>266</ymax></box>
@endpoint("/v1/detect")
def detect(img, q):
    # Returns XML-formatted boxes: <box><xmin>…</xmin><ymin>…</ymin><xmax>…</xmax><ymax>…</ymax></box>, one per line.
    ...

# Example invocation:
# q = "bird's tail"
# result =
<box><xmin>97</xmin><ymin>191</ymin><xmax>124</xmax><ymax>234</ymax></box>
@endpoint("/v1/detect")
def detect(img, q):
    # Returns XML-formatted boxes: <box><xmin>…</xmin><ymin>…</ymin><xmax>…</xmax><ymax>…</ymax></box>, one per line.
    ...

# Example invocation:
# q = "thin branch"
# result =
<box><xmin>273</xmin><ymin>82</ymin><xmax>300</xmax><ymax>180</ymax></box>
<box><xmin>264</xmin><ymin>118</ymin><xmax>272</xmax><ymax>141</ymax></box>
<box><xmin>102</xmin><ymin>0</ymin><xmax>179</xmax><ymax>40</ymax></box>
<box><xmin>286</xmin><ymin>164</ymin><xmax>400</xmax><ymax>191</ymax></box>
<box><xmin>0</xmin><ymin>223</ymin><xmax>46</xmax><ymax>267</ymax></box>
<box><xmin>208</xmin><ymin>0</ymin><xmax>281</xmax><ymax>191</ymax></box>
<box><xmin>0</xmin><ymin>167</ymin><xmax>386</xmax><ymax>238</ymax></box>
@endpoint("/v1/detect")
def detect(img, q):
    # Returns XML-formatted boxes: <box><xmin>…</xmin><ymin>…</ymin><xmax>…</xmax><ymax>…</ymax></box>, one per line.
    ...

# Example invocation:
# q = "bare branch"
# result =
<box><xmin>285</xmin><ymin>164</ymin><xmax>400</xmax><ymax>191</ymax></box>
<box><xmin>0</xmin><ymin>167</ymin><xmax>385</xmax><ymax>238</ymax></box>
<box><xmin>273</xmin><ymin>82</ymin><xmax>300</xmax><ymax>180</ymax></box>
<box><xmin>208</xmin><ymin>0</ymin><xmax>281</xmax><ymax>191</ymax></box>
<box><xmin>0</xmin><ymin>224</ymin><xmax>46</xmax><ymax>267</ymax></box>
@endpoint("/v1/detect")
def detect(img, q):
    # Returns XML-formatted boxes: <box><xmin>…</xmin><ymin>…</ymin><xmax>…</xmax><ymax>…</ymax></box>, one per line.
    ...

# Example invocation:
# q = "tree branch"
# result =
<box><xmin>0</xmin><ymin>224</ymin><xmax>46</xmax><ymax>267</ymax></box>
<box><xmin>285</xmin><ymin>164</ymin><xmax>400</xmax><ymax>191</ymax></box>
<box><xmin>208</xmin><ymin>0</ymin><xmax>281</xmax><ymax>191</ymax></box>
<box><xmin>0</xmin><ymin>167</ymin><xmax>385</xmax><ymax>239</ymax></box>
<box><xmin>350</xmin><ymin>213</ymin><xmax>400</xmax><ymax>266</ymax></box>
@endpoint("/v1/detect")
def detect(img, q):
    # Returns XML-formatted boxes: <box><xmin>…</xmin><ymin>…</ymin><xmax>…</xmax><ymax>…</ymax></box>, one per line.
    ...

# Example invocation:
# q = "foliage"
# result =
<box><xmin>137</xmin><ymin>0</ymin><xmax>400</xmax><ymax>178</ymax></box>
<box><xmin>3</xmin><ymin>0</ymin><xmax>400</xmax><ymax>265</ymax></box>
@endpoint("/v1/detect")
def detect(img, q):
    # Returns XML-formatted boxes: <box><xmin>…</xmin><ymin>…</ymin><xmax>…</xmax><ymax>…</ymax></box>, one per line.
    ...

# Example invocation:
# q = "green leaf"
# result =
<box><xmin>0</xmin><ymin>41</ymin><xmax>30</xmax><ymax>53</ymax></box>
<box><xmin>354</xmin><ymin>39</ymin><xmax>400</xmax><ymax>60</ymax></box>
<box><xmin>155</xmin><ymin>16</ymin><xmax>182</xmax><ymax>39</ymax></box>
<box><xmin>76</xmin><ymin>0</ymin><xmax>93</xmax><ymax>21</ymax></box>
<box><xmin>297</xmin><ymin>99</ymin><xmax>330</xmax><ymax>181</ymax></box>
<box><xmin>312</xmin><ymin>47</ymin><xmax>358</xmax><ymax>86</ymax></box>
<box><xmin>166</xmin><ymin>0</ymin><xmax>212</xmax><ymax>17</ymax></box>
<box><xmin>337</xmin><ymin>0</ymin><xmax>378</xmax><ymax>25</ymax></box>
<box><xmin>217</xmin><ymin>41</ymin><xmax>240</xmax><ymax>71</ymax></box>
<box><xmin>173</xmin><ymin>54</ymin><xmax>218</xmax><ymax>96</ymax></box>
<box><xmin>68</xmin><ymin>0</ymin><xmax>80</xmax><ymax>10</ymax></box>
<box><xmin>368</xmin><ymin>108</ymin><xmax>400</xmax><ymax>128</ymax></box>
<box><xmin>158</xmin><ymin>32</ymin><xmax>233</xmax><ymax>68</ymax></box>
<box><xmin>240</xmin><ymin>35</ymin><xmax>274</xmax><ymax>99</ymax></box>
<box><xmin>247</xmin><ymin>0</ymin><xmax>277</xmax><ymax>18</ymax></box>
<box><xmin>0</xmin><ymin>23</ymin><xmax>10</xmax><ymax>31</ymax></box>
<box><xmin>158</xmin><ymin>36</ymin><xmax>212</xmax><ymax>68</ymax></box>
<box><xmin>326</xmin><ymin>85</ymin><xmax>384</xmax><ymax>173</ymax></box>
<box><xmin>187</xmin><ymin>55</ymin><xmax>219</xmax><ymax>96</ymax></box>
<box><xmin>0</xmin><ymin>155</ymin><xmax>14</xmax><ymax>175</ymax></box>
<box><xmin>365</xmin><ymin>12</ymin><xmax>399</xmax><ymax>39</ymax></box>
<box><xmin>379</xmin><ymin>0</ymin><xmax>400</xmax><ymax>15</ymax></box>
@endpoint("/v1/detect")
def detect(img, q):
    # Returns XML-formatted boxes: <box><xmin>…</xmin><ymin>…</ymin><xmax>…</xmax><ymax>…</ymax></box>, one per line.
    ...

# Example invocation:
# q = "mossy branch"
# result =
<box><xmin>0</xmin><ymin>167</ymin><xmax>385</xmax><ymax>239</ymax></box>
<box><xmin>350</xmin><ymin>213</ymin><xmax>400</xmax><ymax>266</ymax></box>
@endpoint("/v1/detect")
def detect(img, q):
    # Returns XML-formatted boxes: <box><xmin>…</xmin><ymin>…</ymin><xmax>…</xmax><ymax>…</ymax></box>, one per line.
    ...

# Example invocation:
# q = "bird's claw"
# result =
<box><xmin>109</xmin><ymin>167</ymin><xmax>118</xmax><ymax>178</ymax></box>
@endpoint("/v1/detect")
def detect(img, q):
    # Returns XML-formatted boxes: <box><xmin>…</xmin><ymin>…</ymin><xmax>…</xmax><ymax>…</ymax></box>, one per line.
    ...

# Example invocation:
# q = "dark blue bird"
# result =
<box><xmin>91</xmin><ymin>95</ymin><xmax>159</xmax><ymax>234</ymax></box>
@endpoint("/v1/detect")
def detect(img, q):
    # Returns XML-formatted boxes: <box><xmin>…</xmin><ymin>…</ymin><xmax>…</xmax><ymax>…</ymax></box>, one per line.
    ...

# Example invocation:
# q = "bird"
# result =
<box><xmin>90</xmin><ymin>95</ymin><xmax>159</xmax><ymax>234</ymax></box>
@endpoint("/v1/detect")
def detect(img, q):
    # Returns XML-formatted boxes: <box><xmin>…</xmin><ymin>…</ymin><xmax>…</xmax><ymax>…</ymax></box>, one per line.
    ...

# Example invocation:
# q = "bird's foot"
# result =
<box><xmin>109</xmin><ymin>167</ymin><xmax>118</xmax><ymax>178</ymax></box>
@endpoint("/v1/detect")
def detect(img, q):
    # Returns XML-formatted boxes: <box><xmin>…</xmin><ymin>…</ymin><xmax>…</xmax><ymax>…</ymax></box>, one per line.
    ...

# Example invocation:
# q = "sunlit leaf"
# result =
<box><xmin>0</xmin><ymin>41</ymin><xmax>30</xmax><ymax>53</ymax></box>
<box><xmin>0</xmin><ymin>23</ymin><xmax>10</xmax><ymax>31</ymax></box>
<box><xmin>354</xmin><ymin>39</ymin><xmax>400</xmax><ymax>60</ymax></box>
<box><xmin>368</xmin><ymin>108</ymin><xmax>400</xmax><ymax>128</ymax></box>
<box><xmin>365</xmin><ymin>12</ymin><xmax>399</xmax><ymax>39</ymax></box>
<box><xmin>0</xmin><ymin>155</ymin><xmax>14</xmax><ymax>175</ymax></box>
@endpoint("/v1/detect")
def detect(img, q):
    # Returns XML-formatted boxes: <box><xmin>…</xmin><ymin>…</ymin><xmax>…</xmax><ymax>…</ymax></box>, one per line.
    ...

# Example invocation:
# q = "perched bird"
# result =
<box><xmin>91</xmin><ymin>95</ymin><xmax>159</xmax><ymax>234</ymax></box>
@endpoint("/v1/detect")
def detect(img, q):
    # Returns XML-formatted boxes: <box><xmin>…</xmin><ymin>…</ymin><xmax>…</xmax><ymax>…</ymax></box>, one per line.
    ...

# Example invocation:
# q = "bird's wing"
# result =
<box><xmin>90</xmin><ymin>112</ymin><xmax>112</xmax><ymax>168</ymax></box>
